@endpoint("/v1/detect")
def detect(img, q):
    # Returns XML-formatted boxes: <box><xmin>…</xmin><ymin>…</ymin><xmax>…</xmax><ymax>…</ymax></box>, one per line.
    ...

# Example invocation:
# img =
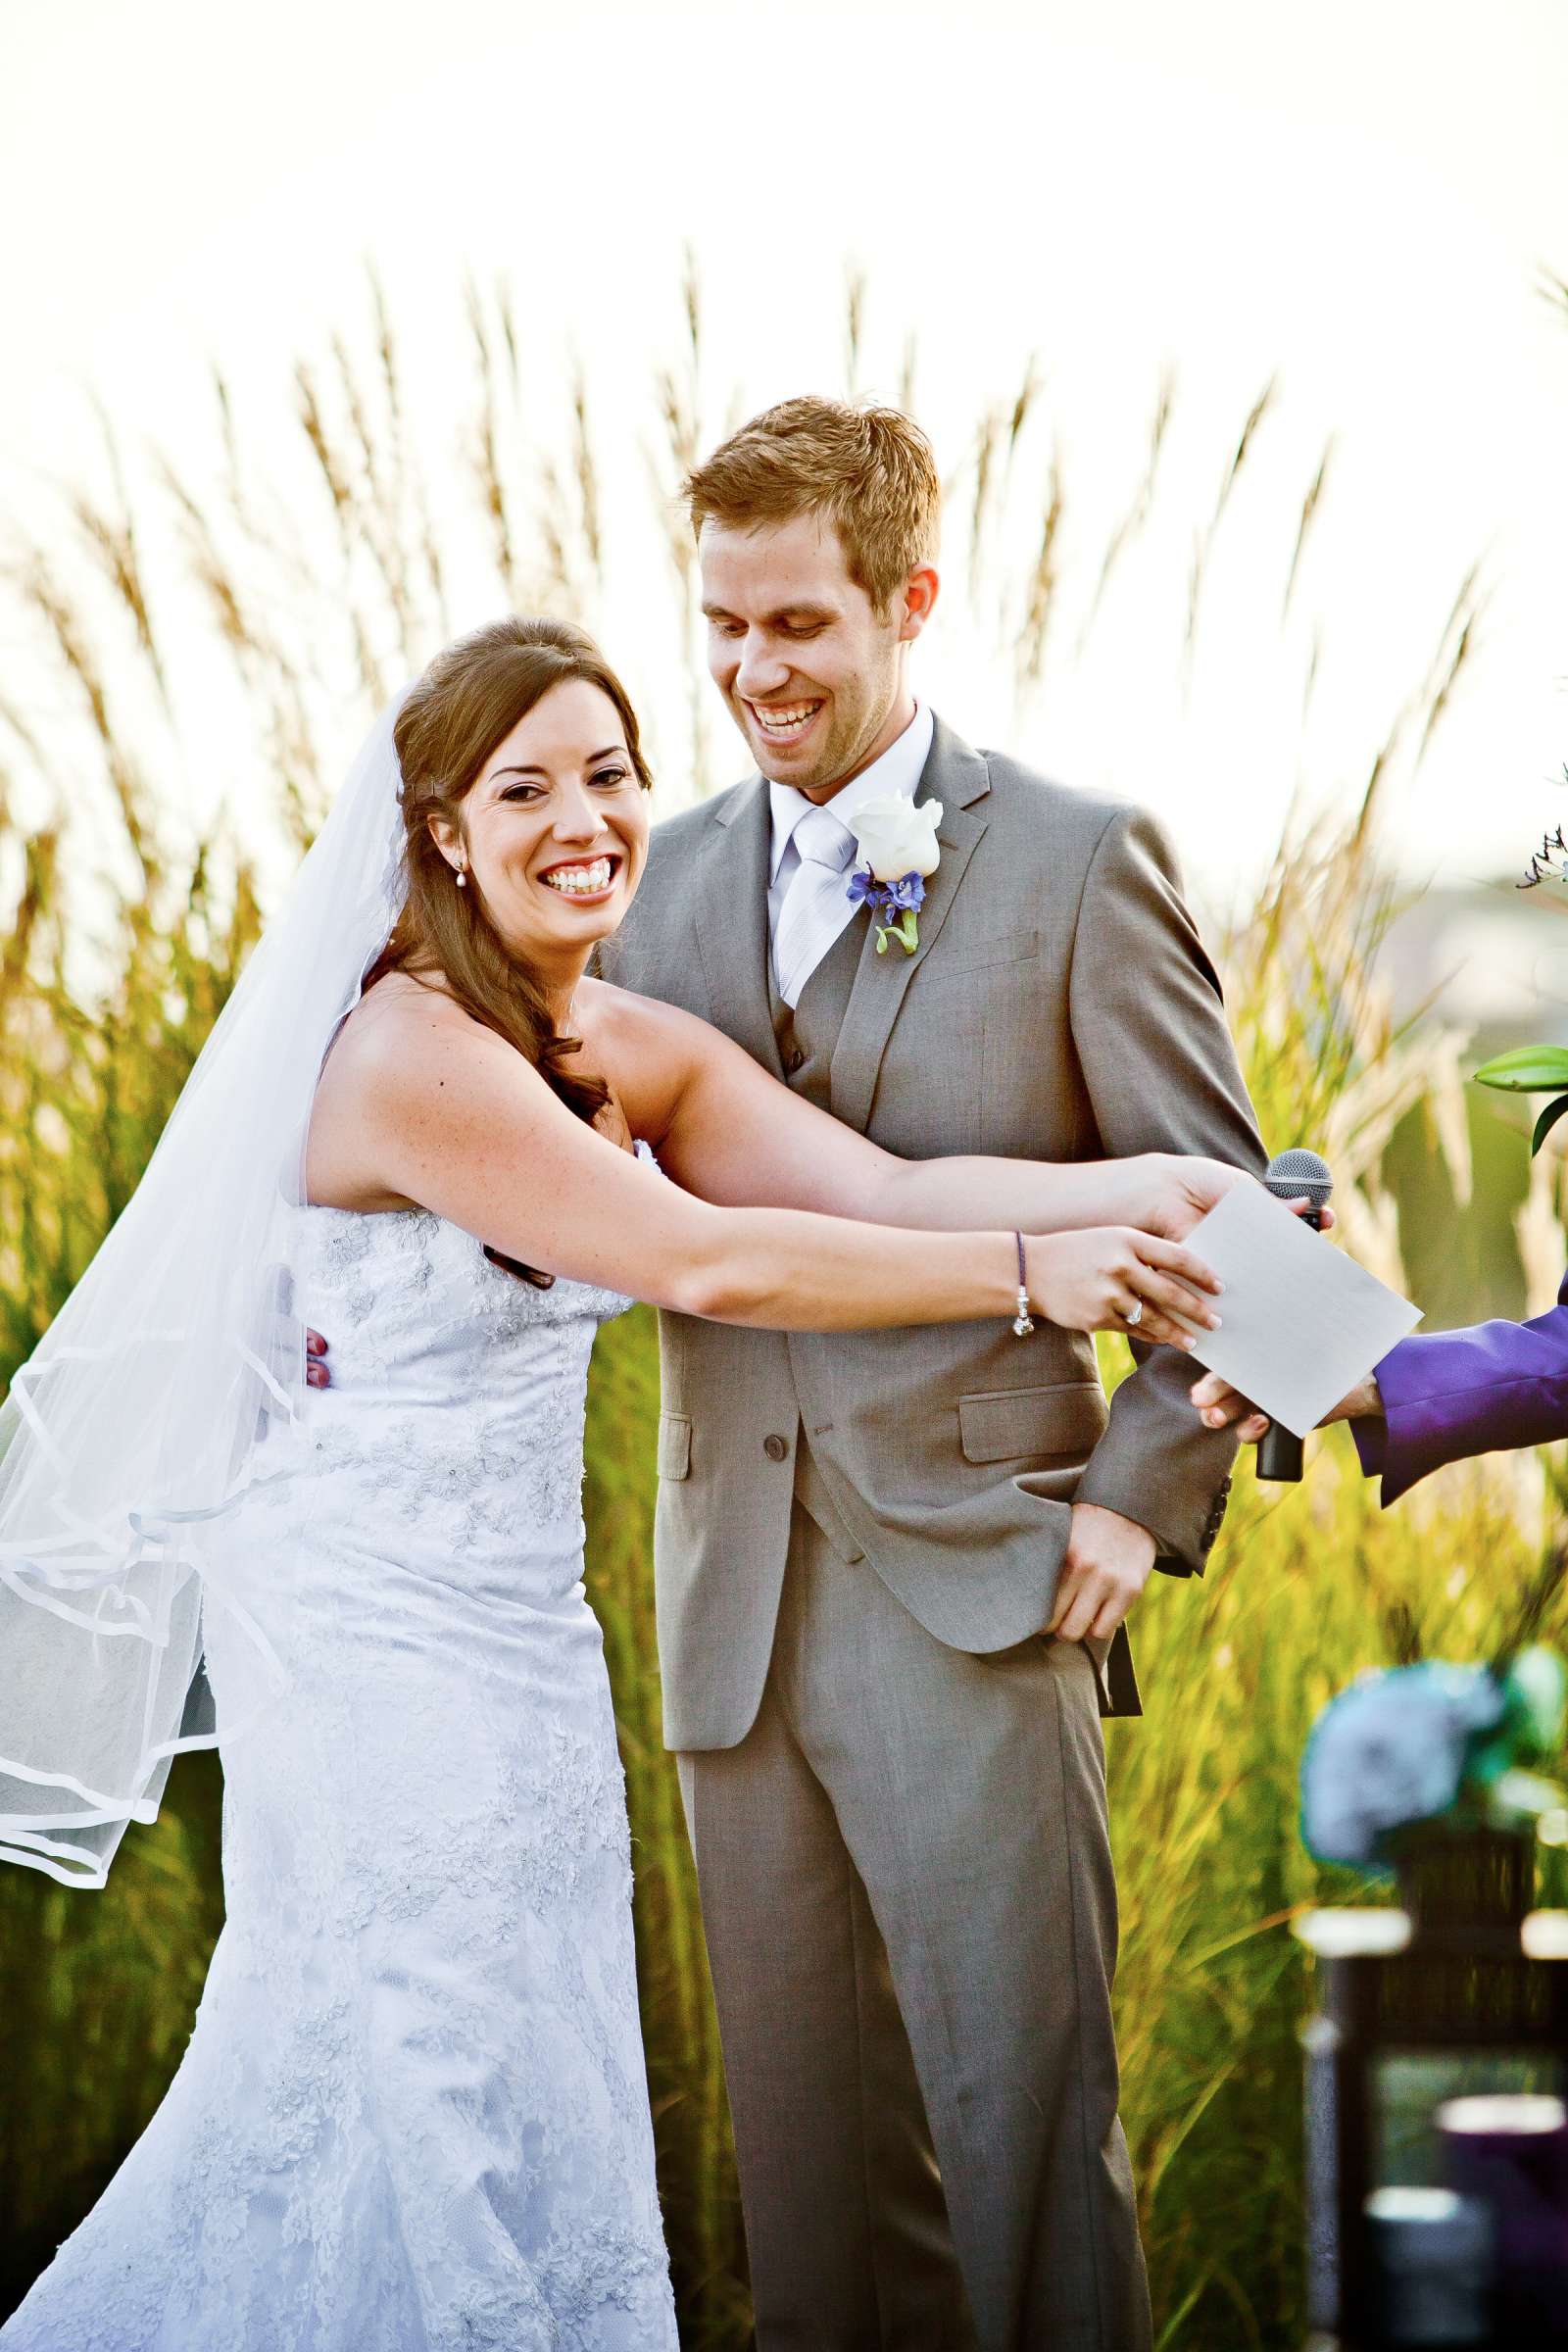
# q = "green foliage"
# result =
<box><xmin>1106</xmin><ymin>1442</ymin><xmax>1559</xmax><ymax>2344</ymax></box>
<box><xmin>1474</xmin><ymin>1044</ymin><xmax>1568</xmax><ymax>1156</ymax></box>
<box><xmin>0</xmin><ymin>1756</ymin><xmax>225</xmax><ymax>2312</ymax></box>
<box><xmin>1474</xmin><ymin>1045</ymin><xmax>1568</xmax><ymax>1093</ymax></box>
<box><xmin>583</xmin><ymin>1306</ymin><xmax>751</xmax><ymax>2346</ymax></box>
<box><xmin>0</xmin><ymin>275</ymin><xmax>1559</xmax><ymax>2347</ymax></box>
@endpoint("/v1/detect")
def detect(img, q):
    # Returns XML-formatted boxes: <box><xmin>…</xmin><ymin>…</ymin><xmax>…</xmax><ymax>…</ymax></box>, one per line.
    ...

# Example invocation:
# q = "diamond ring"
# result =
<box><xmin>1125</xmin><ymin>1299</ymin><xmax>1144</xmax><ymax>1329</ymax></box>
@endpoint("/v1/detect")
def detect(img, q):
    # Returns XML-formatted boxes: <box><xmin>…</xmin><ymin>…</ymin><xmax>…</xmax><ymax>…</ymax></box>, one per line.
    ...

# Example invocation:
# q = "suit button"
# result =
<box><xmin>763</xmin><ymin>1433</ymin><xmax>790</xmax><ymax>1462</ymax></box>
<box><xmin>785</xmin><ymin>1047</ymin><xmax>806</xmax><ymax>1074</ymax></box>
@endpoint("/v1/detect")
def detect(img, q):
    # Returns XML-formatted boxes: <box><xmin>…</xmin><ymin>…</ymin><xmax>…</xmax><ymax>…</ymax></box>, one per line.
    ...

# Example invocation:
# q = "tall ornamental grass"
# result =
<box><xmin>0</xmin><ymin>271</ymin><xmax>1559</xmax><ymax>2348</ymax></box>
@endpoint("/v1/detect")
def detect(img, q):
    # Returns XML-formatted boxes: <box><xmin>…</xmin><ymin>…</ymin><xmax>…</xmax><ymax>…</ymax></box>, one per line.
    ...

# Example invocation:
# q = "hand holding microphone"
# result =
<box><xmin>1253</xmin><ymin>1149</ymin><xmax>1333</xmax><ymax>1483</ymax></box>
<box><xmin>1186</xmin><ymin>1145</ymin><xmax>1392</xmax><ymax>1472</ymax></box>
<box><xmin>1184</xmin><ymin>1145</ymin><xmax>1417</xmax><ymax>1471</ymax></box>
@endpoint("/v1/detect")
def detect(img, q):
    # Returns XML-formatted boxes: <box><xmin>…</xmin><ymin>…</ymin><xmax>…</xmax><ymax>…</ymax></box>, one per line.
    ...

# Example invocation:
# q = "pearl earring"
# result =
<box><xmin>455</xmin><ymin>865</ymin><xmax>467</xmax><ymax>890</ymax></box>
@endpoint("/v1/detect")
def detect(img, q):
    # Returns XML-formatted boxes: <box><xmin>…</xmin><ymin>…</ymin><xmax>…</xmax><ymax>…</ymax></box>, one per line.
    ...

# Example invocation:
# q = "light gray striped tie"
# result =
<box><xmin>774</xmin><ymin>804</ymin><xmax>858</xmax><ymax>1008</ymax></box>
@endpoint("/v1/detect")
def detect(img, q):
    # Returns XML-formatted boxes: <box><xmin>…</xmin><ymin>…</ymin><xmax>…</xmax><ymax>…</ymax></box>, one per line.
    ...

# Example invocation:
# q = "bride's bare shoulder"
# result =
<box><xmin>326</xmin><ymin>972</ymin><xmax>485</xmax><ymax>1081</ymax></box>
<box><xmin>309</xmin><ymin>976</ymin><xmax>514</xmax><ymax>1208</ymax></box>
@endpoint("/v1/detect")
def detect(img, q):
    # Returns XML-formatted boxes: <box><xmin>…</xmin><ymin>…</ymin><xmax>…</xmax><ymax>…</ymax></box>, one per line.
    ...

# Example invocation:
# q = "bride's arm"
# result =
<box><xmin>601</xmin><ymin>983</ymin><xmax>1249</xmax><ymax>1242</ymax></box>
<box><xmin>318</xmin><ymin>993</ymin><xmax>1220</xmax><ymax>1345</ymax></box>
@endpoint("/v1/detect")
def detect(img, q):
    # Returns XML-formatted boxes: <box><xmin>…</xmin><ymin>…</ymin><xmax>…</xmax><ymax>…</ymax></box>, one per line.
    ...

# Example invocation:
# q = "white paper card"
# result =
<box><xmin>1177</xmin><ymin>1182</ymin><xmax>1421</xmax><ymax>1435</ymax></box>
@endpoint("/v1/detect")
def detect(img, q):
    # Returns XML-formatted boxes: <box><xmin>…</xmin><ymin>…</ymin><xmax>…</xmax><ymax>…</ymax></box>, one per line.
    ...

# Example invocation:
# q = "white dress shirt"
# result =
<box><xmin>765</xmin><ymin>703</ymin><xmax>936</xmax><ymax>995</ymax></box>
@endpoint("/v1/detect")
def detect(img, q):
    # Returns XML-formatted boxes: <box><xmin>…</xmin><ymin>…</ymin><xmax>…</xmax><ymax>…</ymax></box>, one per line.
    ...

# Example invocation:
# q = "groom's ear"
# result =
<box><xmin>896</xmin><ymin>564</ymin><xmax>941</xmax><ymax>643</ymax></box>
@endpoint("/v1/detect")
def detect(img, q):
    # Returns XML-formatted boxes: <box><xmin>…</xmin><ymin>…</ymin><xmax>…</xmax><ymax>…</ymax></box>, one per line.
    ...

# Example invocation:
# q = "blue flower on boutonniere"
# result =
<box><xmin>847</xmin><ymin>794</ymin><xmax>944</xmax><ymax>956</ymax></box>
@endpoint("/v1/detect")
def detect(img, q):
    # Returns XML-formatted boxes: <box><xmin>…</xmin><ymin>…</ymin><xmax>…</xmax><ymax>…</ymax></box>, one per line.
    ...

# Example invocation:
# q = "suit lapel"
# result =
<box><xmin>830</xmin><ymin>718</ymin><xmax>992</xmax><ymax>1131</ymax></box>
<box><xmin>692</xmin><ymin>776</ymin><xmax>786</xmax><ymax>1080</ymax></box>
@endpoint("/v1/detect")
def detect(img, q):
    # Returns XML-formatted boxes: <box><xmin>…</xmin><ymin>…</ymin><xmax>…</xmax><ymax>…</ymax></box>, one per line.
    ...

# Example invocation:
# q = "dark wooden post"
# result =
<box><xmin>1296</xmin><ymin>1831</ymin><xmax>1568</xmax><ymax>2349</ymax></box>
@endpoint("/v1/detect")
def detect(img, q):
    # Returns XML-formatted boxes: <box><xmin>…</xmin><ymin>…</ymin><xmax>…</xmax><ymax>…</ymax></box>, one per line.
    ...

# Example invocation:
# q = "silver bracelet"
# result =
<box><xmin>1011</xmin><ymin>1231</ymin><xmax>1035</xmax><ymax>1338</ymax></box>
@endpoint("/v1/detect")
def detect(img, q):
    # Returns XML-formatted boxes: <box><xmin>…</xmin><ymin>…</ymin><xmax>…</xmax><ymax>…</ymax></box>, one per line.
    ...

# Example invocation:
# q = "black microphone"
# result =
<box><xmin>1255</xmin><ymin>1148</ymin><xmax>1334</xmax><ymax>1483</ymax></box>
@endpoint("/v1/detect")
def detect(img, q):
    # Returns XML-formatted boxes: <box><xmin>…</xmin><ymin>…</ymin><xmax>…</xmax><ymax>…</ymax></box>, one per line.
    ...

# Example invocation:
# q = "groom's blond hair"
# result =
<box><xmin>683</xmin><ymin>396</ymin><xmax>941</xmax><ymax>615</ymax></box>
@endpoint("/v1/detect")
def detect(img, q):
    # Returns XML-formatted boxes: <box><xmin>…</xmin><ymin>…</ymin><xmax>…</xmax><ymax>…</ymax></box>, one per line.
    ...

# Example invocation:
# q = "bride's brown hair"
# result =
<box><xmin>367</xmin><ymin>616</ymin><xmax>653</xmax><ymax>1277</ymax></box>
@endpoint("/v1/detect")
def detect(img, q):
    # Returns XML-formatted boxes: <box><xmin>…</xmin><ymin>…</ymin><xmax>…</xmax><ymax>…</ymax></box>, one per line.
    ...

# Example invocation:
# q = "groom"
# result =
<box><xmin>601</xmin><ymin>397</ymin><xmax>1266</xmax><ymax>2349</ymax></box>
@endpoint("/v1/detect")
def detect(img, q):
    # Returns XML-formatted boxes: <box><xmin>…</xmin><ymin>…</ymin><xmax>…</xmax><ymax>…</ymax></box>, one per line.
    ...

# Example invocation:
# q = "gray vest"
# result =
<box><xmin>768</xmin><ymin>920</ymin><xmax>871</xmax><ymax>1564</ymax></box>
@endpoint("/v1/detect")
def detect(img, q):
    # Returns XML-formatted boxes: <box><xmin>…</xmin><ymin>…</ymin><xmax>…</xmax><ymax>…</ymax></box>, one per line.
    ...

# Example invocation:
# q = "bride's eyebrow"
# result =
<box><xmin>489</xmin><ymin>746</ymin><xmax>627</xmax><ymax>782</ymax></box>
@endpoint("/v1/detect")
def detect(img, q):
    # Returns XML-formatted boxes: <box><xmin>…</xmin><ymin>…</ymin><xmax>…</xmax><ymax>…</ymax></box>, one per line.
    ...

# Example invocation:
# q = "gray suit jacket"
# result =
<box><xmin>602</xmin><ymin>716</ymin><xmax>1266</xmax><ymax>1748</ymax></box>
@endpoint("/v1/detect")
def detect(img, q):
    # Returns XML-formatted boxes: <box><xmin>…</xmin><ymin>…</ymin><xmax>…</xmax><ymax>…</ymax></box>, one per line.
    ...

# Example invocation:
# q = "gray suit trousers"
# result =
<box><xmin>679</xmin><ymin>1505</ymin><xmax>1153</xmax><ymax>2352</ymax></box>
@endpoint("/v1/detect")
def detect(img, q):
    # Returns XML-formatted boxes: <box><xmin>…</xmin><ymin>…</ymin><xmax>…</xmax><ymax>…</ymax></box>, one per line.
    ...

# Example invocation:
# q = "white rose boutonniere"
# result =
<box><xmin>846</xmin><ymin>795</ymin><xmax>944</xmax><ymax>956</ymax></box>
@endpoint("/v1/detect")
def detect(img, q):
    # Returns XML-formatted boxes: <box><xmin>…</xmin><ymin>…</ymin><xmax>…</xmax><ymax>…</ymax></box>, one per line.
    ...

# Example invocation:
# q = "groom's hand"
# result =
<box><xmin>1047</xmin><ymin>1503</ymin><xmax>1156</xmax><ymax>1643</ymax></box>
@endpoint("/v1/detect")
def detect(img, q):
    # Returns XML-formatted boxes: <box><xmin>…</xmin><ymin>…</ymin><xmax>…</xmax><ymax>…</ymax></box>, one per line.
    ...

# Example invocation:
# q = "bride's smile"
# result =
<box><xmin>432</xmin><ymin>673</ymin><xmax>651</xmax><ymax>994</ymax></box>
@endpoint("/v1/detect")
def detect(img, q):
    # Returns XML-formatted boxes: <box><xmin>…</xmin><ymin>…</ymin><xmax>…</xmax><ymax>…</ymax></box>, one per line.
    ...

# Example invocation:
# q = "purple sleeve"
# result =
<box><xmin>1353</xmin><ymin>1271</ymin><xmax>1568</xmax><ymax>1504</ymax></box>
<box><xmin>1350</xmin><ymin>1411</ymin><xmax>1387</xmax><ymax>1482</ymax></box>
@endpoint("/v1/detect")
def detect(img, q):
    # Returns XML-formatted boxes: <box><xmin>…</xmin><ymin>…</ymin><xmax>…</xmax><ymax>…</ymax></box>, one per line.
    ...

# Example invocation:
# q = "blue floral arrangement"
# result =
<box><xmin>847</xmin><ymin>866</ymin><xmax>927</xmax><ymax>956</ymax></box>
<box><xmin>1300</xmin><ymin>1647</ymin><xmax>1568</xmax><ymax>1869</ymax></box>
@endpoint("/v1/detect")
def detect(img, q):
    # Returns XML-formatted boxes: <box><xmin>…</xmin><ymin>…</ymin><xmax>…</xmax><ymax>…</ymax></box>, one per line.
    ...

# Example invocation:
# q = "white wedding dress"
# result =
<box><xmin>3</xmin><ymin>1192</ymin><xmax>678</xmax><ymax>2352</ymax></box>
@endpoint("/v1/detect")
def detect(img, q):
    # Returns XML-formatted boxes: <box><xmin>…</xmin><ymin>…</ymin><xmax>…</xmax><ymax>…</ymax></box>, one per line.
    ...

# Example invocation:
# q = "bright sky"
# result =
<box><xmin>5</xmin><ymin>0</ymin><xmax>1567</xmax><ymax>907</ymax></box>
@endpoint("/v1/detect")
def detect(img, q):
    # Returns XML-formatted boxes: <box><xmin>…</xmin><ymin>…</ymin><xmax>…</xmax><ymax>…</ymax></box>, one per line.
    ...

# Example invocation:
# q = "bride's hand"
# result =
<box><xmin>1025</xmin><ymin>1228</ymin><xmax>1222</xmax><ymax>1348</ymax></box>
<box><xmin>1128</xmin><ymin>1153</ymin><xmax>1340</xmax><ymax>1242</ymax></box>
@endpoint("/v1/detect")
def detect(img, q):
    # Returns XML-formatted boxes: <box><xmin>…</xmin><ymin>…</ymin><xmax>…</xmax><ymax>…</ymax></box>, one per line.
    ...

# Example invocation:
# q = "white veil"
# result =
<box><xmin>0</xmin><ymin>700</ymin><xmax>409</xmax><ymax>1887</ymax></box>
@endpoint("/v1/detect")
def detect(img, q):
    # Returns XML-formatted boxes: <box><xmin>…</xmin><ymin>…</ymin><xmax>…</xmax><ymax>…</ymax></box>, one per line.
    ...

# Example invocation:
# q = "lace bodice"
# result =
<box><xmin>283</xmin><ymin>1202</ymin><xmax>632</xmax><ymax>1550</ymax></box>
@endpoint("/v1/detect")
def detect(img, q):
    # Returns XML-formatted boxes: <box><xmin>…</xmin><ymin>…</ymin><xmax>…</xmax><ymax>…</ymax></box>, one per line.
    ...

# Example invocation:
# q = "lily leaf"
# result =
<box><xmin>1474</xmin><ymin>1043</ymin><xmax>1568</xmax><ymax>1094</ymax></box>
<box><xmin>1534</xmin><ymin>1094</ymin><xmax>1568</xmax><ymax>1156</ymax></box>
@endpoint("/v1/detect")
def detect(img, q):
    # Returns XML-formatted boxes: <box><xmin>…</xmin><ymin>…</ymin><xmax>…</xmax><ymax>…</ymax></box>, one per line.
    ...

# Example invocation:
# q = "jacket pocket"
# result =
<box><xmin>657</xmin><ymin>1412</ymin><xmax>692</xmax><ymax>1481</ymax></box>
<box><xmin>958</xmin><ymin>1381</ymin><xmax>1108</xmax><ymax>1465</ymax></box>
<box><xmin>923</xmin><ymin>927</ymin><xmax>1039</xmax><ymax>981</ymax></box>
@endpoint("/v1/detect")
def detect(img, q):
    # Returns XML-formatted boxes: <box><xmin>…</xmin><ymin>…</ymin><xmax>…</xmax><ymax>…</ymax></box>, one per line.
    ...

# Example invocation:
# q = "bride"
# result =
<box><xmin>0</xmin><ymin>616</ymin><xmax>1238</xmax><ymax>2350</ymax></box>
